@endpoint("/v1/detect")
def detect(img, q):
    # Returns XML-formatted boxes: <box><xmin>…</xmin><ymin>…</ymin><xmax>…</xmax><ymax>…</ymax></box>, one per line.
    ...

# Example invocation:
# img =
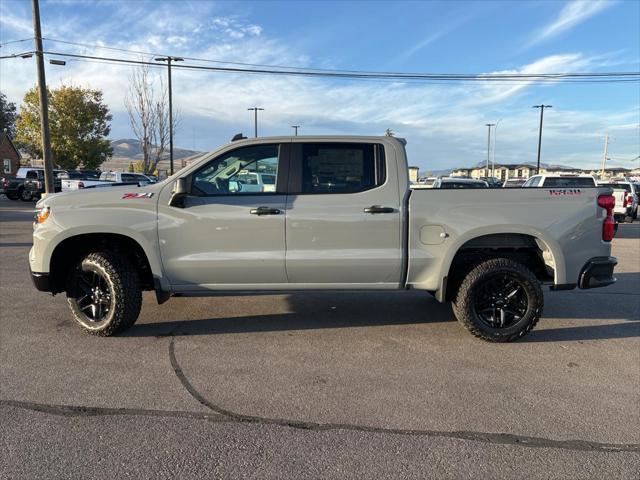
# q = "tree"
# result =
<box><xmin>124</xmin><ymin>65</ymin><xmax>176</xmax><ymax>175</ymax></box>
<box><xmin>0</xmin><ymin>91</ymin><xmax>18</xmax><ymax>138</ymax></box>
<box><xmin>127</xmin><ymin>161</ymin><xmax>134</xmax><ymax>172</ymax></box>
<box><xmin>15</xmin><ymin>85</ymin><xmax>112</xmax><ymax>169</ymax></box>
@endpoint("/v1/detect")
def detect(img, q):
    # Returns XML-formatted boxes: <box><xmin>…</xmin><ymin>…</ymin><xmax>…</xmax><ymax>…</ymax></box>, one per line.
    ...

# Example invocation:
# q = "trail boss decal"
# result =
<box><xmin>549</xmin><ymin>188</ymin><xmax>581</xmax><ymax>196</ymax></box>
<box><xmin>122</xmin><ymin>192</ymin><xmax>154</xmax><ymax>199</ymax></box>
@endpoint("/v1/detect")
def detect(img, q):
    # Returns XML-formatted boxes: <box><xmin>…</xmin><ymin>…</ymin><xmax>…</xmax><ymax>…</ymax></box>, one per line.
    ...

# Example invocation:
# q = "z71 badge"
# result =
<box><xmin>549</xmin><ymin>189</ymin><xmax>581</xmax><ymax>196</ymax></box>
<box><xmin>122</xmin><ymin>192</ymin><xmax>154</xmax><ymax>199</ymax></box>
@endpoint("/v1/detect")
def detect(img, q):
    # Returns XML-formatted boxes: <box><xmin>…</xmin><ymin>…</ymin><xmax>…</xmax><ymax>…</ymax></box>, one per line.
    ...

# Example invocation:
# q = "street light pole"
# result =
<box><xmin>533</xmin><ymin>104</ymin><xmax>552</xmax><ymax>174</ymax></box>
<box><xmin>248</xmin><ymin>107</ymin><xmax>264</xmax><ymax>137</ymax></box>
<box><xmin>600</xmin><ymin>134</ymin><xmax>609</xmax><ymax>178</ymax></box>
<box><xmin>492</xmin><ymin>119</ymin><xmax>502</xmax><ymax>179</ymax></box>
<box><xmin>31</xmin><ymin>0</ymin><xmax>54</xmax><ymax>195</ymax></box>
<box><xmin>155</xmin><ymin>56</ymin><xmax>183</xmax><ymax>176</ymax></box>
<box><xmin>291</xmin><ymin>125</ymin><xmax>300</xmax><ymax>136</ymax></box>
<box><xmin>485</xmin><ymin>123</ymin><xmax>495</xmax><ymax>178</ymax></box>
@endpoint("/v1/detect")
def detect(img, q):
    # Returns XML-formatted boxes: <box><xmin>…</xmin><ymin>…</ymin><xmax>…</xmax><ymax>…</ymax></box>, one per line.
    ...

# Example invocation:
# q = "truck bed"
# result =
<box><xmin>406</xmin><ymin>186</ymin><xmax>612</xmax><ymax>298</ymax></box>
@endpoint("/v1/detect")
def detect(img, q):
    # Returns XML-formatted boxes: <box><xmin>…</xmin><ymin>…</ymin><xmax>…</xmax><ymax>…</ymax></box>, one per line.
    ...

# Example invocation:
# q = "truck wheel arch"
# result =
<box><xmin>47</xmin><ymin>233</ymin><xmax>160</xmax><ymax>296</ymax></box>
<box><xmin>438</xmin><ymin>230</ymin><xmax>565</xmax><ymax>302</ymax></box>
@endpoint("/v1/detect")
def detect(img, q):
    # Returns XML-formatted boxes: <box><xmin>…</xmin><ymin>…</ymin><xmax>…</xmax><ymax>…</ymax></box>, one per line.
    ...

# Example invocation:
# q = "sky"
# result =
<box><xmin>0</xmin><ymin>0</ymin><xmax>638</xmax><ymax>172</ymax></box>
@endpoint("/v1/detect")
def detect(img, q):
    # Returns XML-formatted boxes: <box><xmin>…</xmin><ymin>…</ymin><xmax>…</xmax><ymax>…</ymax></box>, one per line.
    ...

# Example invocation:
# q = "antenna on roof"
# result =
<box><xmin>231</xmin><ymin>133</ymin><xmax>247</xmax><ymax>142</ymax></box>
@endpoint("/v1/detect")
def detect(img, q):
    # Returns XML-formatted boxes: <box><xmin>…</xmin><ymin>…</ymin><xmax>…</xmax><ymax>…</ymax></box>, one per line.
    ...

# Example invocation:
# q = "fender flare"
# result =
<box><xmin>436</xmin><ymin>225</ymin><xmax>566</xmax><ymax>301</ymax></box>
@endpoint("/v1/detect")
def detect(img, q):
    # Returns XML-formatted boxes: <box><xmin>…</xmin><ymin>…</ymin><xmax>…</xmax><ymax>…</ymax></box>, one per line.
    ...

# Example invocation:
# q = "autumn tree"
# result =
<box><xmin>15</xmin><ymin>85</ymin><xmax>112</xmax><ymax>169</ymax></box>
<box><xmin>125</xmin><ymin>65</ymin><xmax>176</xmax><ymax>174</ymax></box>
<box><xmin>0</xmin><ymin>91</ymin><xmax>18</xmax><ymax>138</ymax></box>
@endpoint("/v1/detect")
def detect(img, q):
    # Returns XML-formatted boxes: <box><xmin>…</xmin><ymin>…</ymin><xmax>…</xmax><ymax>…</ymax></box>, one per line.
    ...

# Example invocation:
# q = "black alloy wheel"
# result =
<box><xmin>473</xmin><ymin>273</ymin><xmax>529</xmax><ymax>329</ymax></box>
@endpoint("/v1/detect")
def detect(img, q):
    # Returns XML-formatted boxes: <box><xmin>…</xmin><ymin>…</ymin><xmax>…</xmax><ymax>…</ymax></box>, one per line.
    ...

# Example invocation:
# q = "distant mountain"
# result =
<box><xmin>102</xmin><ymin>139</ymin><xmax>205</xmax><ymax>172</ymax></box>
<box><xmin>110</xmin><ymin>139</ymin><xmax>202</xmax><ymax>161</ymax></box>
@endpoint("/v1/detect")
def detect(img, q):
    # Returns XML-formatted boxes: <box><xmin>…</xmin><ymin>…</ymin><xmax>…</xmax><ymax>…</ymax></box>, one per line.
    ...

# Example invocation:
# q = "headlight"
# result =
<box><xmin>35</xmin><ymin>205</ymin><xmax>51</xmax><ymax>224</ymax></box>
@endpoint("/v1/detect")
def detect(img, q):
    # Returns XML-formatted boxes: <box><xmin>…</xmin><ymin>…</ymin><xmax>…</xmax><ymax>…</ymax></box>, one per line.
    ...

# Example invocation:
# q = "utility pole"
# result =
<box><xmin>600</xmin><ymin>134</ymin><xmax>609</xmax><ymax>178</ymax></box>
<box><xmin>31</xmin><ymin>0</ymin><xmax>54</xmax><ymax>195</ymax></box>
<box><xmin>291</xmin><ymin>125</ymin><xmax>300</xmax><ymax>136</ymax></box>
<box><xmin>155</xmin><ymin>56</ymin><xmax>183</xmax><ymax>176</ymax></box>
<box><xmin>485</xmin><ymin>123</ymin><xmax>495</xmax><ymax>178</ymax></box>
<box><xmin>533</xmin><ymin>104</ymin><xmax>552</xmax><ymax>174</ymax></box>
<box><xmin>248</xmin><ymin>107</ymin><xmax>264</xmax><ymax>137</ymax></box>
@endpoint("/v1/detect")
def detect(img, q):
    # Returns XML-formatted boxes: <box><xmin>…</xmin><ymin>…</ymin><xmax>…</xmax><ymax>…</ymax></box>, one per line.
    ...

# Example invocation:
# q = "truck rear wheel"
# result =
<box><xmin>19</xmin><ymin>187</ymin><xmax>32</xmax><ymax>202</ymax></box>
<box><xmin>66</xmin><ymin>252</ymin><xmax>142</xmax><ymax>336</ymax></box>
<box><xmin>452</xmin><ymin>258</ymin><xmax>543</xmax><ymax>342</ymax></box>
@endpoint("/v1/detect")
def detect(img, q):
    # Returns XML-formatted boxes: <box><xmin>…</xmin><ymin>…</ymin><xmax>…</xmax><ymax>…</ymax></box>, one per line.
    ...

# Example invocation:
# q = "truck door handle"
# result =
<box><xmin>363</xmin><ymin>205</ymin><xmax>395</xmax><ymax>214</ymax></box>
<box><xmin>250</xmin><ymin>206</ymin><xmax>282</xmax><ymax>215</ymax></box>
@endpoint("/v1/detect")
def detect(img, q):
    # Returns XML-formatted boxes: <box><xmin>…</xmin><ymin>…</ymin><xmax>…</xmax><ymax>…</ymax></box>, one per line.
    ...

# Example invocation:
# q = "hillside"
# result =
<box><xmin>103</xmin><ymin>139</ymin><xmax>205</xmax><ymax>172</ymax></box>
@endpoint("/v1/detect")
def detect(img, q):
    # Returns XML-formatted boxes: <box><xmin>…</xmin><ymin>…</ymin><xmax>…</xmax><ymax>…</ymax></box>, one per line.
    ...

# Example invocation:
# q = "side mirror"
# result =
<box><xmin>169</xmin><ymin>177</ymin><xmax>189</xmax><ymax>208</ymax></box>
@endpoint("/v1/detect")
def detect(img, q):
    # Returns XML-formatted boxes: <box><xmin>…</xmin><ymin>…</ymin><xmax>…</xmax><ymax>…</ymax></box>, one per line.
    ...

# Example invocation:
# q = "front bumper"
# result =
<box><xmin>30</xmin><ymin>270</ymin><xmax>52</xmax><ymax>292</ymax></box>
<box><xmin>578</xmin><ymin>256</ymin><xmax>617</xmax><ymax>289</ymax></box>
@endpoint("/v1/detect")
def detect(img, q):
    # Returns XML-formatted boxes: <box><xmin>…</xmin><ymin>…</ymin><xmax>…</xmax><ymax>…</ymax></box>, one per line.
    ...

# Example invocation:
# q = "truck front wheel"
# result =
<box><xmin>66</xmin><ymin>252</ymin><xmax>142</xmax><ymax>336</ymax></box>
<box><xmin>452</xmin><ymin>258</ymin><xmax>543</xmax><ymax>342</ymax></box>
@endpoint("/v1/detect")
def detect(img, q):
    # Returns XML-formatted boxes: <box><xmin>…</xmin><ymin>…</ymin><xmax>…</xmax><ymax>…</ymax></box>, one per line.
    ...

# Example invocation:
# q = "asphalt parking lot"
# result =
<box><xmin>1</xmin><ymin>196</ymin><xmax>638</xmax><ymax>478</ymax></box>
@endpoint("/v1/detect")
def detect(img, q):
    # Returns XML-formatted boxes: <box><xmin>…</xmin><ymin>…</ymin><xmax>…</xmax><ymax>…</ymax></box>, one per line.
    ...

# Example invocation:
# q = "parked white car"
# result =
<box><xmin>62</xmin><ymin>172</ymin><xmax>156</xmax><ymax>191</ymax></box>
<box><xmin>523</xmin><ymin>174</ymin><xmax>597</xmax><ymax>188</ymax></box>
<box><xmin>598</xmin><ymin>180</ymin><xmax>638</xmax><ymax>222</ymax></box>
<box><xmin>432</xmin><ymin>177</ymin><xmax>488</xmax><ymax>189</ymax></box>
<box><xmin>502</xmin><ymin>178</ymin><xmax>527</xmax><ymax>188</ymax></box>
<box><xmin>231</xmin><ymin>171</ymin><xmax>277</xmax><ymax>193</ymax></box>
<box><xmin>412</xmin><ymin>176</ymin><xmax>437</xmax><ymax>189</ymax></box>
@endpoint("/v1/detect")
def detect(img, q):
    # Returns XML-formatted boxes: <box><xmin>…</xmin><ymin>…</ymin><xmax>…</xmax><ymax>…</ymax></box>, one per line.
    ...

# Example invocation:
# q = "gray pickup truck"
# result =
<box><xmin>29</xmin><ymin>136</ymin><xmax>617</xmax><ymax>341</ymax></box>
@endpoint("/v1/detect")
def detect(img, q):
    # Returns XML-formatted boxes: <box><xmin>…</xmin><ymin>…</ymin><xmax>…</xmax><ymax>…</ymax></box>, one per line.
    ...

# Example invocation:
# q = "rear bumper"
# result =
<box><xmin>578</xmin><ymin>256</ymin><xmax>617</xmax><ymax>289</ymax></box>
<box><xmin>30</xmin><ymin>270</ymin><xmax>52</xmax><ymax>292</ymax></box>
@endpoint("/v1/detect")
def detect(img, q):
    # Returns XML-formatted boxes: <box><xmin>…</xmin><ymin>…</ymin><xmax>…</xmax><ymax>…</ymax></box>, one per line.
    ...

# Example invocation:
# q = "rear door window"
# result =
<box><xmin>296</xmin><ymin>143</ymin><xmax>385</xmax><ymax>194</ymax></box>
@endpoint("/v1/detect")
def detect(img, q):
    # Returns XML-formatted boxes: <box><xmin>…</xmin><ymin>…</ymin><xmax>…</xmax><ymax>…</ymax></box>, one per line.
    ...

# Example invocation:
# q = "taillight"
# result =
<box><xmin>622</xmin><ymin>192</ymin><xmax>629</xmax><ymax>208</ymax></box>
<box><xmin>78</xmin><ymin>181</ymin><xmax>85</xmax><ymax>189</ymax></box>
<box><xmin>598</xmin><ymin>194</ymin><xmax>616</xmax><ymax>242</ymax></box>
<box><xmin>598</xmin><ymin>194</ymin><xmax>615</xmax><ymax>211</ymax></box>
<box><xmin>37</xmin><ymin>181</ymin><xmax>42</xmax><ymax>189</ymax></box>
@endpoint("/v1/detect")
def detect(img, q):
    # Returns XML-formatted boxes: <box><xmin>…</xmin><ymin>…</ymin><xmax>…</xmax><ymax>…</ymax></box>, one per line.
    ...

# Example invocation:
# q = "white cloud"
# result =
<box><xmin>528</xmin><ymin>0</ymin><xmax>615</xmax><ymax>47</ymax></box>
<box><xmin>398</xmin><ymin>14</ymin><xmax>470</xmax><ymax>61</ymax></box>
<box><xmin>468</xmin><ymin>53</ymin><xmax>595</xmax><ymax>105</ymax></box>
<box><xmin>0</xmin><ymin>10</ymin><xmax>32</xmax><ymax>35</ymax></box>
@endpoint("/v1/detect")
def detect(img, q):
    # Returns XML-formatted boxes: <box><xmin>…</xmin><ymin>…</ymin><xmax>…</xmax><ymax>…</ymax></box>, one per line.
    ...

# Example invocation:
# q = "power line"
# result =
<box><xmin>0</xmin><ymin>37</ymin><xmax>34</xmax><ymax>47</ymax></box>
<box><xmin>33</xmin><ymin>50</ymin><xmax>640</xmax><ymax>83</ymax></box>
<box><xmin>35</xmin><ymin>38</ymin><xmax>640</xmax><ymax>81</ymax></box>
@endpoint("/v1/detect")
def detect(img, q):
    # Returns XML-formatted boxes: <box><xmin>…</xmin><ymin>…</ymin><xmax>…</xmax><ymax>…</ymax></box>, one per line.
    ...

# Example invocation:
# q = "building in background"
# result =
<box><xmin>408</xmin><ymin>166</ymin><xmax>419</xmax><ymax>182</ymax></box>
<box><xmin>0</xmin><ymin>132</ymin><xmax>21</xmax><ymax>176</ymax></box>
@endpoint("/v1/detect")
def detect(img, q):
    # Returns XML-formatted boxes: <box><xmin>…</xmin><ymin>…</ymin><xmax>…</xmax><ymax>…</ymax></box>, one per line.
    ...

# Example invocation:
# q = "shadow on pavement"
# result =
<box><xmin>124</xmin><ymin>283</ymin><xmax>640</xmax><ymax>340</ymax></box>
<box><xmin>522</xmin><ymin>321</ymin><xmax>640</xmax><ymax>342</ymax></box>
<box><xmin>614</xmin><ymin>223</ymin><xmax>640</xmax><ymax>239</ymax></box>
<box><xmin>124</xmin><ymin>292</ymin><xmax>454</xmax><ymax>337</ymax></box>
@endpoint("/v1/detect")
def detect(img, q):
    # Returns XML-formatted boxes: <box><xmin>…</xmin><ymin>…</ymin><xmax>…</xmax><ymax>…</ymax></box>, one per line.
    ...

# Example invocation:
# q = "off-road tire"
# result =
<box><xmin>19</xmin><ymin>187</ymin><xmax>32</xmax><ymax>202</ymax></box>
<box><xmin>451</xmin><ymin>258</ymin><xmax>543</xmax><ymax>342</ymax></box>
<box><xmin>66</xmin><ymin>252</ymin><xmax>142</xmax><ymax>336</ymax></box>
